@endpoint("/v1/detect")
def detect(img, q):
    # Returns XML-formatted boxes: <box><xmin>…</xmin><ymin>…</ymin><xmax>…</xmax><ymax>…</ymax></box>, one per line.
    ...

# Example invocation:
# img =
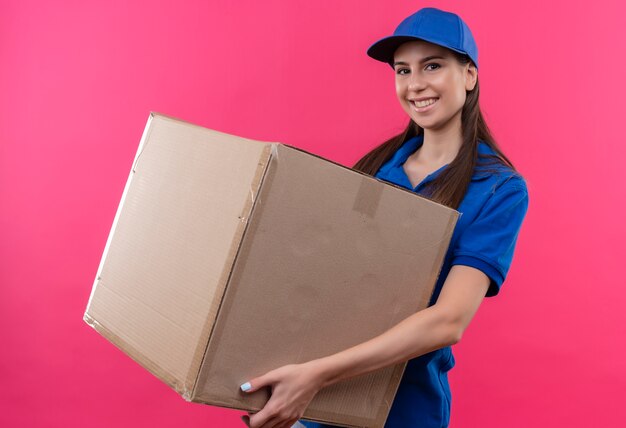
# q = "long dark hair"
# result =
<box><xmin>353</xmin><ymin>51</ymin><xmax>518</xmax><ymax>210</ymax></box>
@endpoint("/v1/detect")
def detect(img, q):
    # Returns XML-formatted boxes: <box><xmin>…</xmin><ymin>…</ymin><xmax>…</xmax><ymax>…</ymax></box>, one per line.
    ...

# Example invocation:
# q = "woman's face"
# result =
<box><xmin>393</xmin><ymin>40</ymin><xmax>477</xmax><ymax>132</ymax></box>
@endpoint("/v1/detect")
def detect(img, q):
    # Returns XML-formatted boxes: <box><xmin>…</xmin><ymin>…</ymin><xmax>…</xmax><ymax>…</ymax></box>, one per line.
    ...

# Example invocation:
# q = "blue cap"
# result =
<box><xmin>367</xmin><ymin>7</ymin><xmax>479</xmax><ymax>70</ymax></box>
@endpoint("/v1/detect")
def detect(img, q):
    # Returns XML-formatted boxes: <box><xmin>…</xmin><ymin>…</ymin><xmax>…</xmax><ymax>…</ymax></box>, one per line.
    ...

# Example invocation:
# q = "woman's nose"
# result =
<box><xmin>407</xmin><ymin>73</ymin><xmax>426</xmax><ymax>91</ymax></box>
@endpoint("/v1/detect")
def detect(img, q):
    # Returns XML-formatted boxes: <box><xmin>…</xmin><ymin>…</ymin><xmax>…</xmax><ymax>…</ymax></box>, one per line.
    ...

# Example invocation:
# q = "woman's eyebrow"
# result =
<box><xmin>393</xmin><ymin>55</ymin><xmax>446</xmax><ymax>67</ymax></box>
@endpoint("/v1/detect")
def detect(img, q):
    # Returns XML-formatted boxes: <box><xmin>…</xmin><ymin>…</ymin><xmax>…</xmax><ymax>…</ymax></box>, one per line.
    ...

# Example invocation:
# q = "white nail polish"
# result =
<box><xmin>240</xmin><ymin>382</ymin><xmax>251</xmax><ymax>392</ymax></box>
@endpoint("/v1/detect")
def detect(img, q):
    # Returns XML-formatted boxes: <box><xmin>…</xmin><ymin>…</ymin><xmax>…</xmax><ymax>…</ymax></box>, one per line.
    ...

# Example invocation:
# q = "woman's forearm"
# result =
<box><xmin>311</xmin><ymin>305</ymin><xmax>460</xmax><ymax>389</ymax></box>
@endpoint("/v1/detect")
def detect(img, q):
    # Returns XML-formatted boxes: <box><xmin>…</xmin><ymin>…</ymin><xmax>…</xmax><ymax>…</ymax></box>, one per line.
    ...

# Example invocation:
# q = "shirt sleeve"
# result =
<box><xmin>451</xmin><ymin>177</ymin><xmax>530</xmax><ymax>297</ymax></box>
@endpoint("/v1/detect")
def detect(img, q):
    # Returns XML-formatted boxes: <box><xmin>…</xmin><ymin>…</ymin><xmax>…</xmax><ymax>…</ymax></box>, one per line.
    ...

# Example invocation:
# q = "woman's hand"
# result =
<box><xmin>239</xmin><ymin>360</ymin><xmax>326</xmax><ymax>428</ymax></box>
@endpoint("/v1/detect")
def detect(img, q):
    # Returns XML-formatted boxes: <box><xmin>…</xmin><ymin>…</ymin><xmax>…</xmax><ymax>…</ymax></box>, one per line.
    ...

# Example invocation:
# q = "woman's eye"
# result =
<box><xmin>425</xmin><ymin>63</ymin><xmax>441</xmax><ymax>71</ymax></box>
<box><xmin>396</xmin><ymin>68</ymin><xmax>410</xmax><ymax>75</ymax></box>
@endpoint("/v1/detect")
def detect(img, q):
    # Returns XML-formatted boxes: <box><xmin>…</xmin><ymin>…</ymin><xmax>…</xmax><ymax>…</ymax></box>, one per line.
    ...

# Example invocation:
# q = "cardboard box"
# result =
<box><xmin>84</xmin><ymin>112</ymin><xmax>459</xmax><ymax>427</ymax></box>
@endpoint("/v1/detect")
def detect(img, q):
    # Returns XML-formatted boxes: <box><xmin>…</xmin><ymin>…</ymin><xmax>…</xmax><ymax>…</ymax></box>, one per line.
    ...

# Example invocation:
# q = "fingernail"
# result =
<box><xmin>240</xmin><ymin>382</ymin><xmax>251</xmax><ymax>392</ymax></box>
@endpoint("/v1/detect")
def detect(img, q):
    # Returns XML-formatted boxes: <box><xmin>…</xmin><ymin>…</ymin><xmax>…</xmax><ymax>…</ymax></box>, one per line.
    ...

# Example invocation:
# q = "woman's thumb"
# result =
<box><xmin>240</xmin><ymin>375</ymin><xmax>269</xmax><ymax>393</ymax></box>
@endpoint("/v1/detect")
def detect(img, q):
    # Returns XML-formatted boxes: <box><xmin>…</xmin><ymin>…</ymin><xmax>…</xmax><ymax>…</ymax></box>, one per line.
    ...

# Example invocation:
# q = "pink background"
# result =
<box><xmin>2</xmin><ymin>0</ymin><xmax>624</xmax><ymax>426</ymax></box>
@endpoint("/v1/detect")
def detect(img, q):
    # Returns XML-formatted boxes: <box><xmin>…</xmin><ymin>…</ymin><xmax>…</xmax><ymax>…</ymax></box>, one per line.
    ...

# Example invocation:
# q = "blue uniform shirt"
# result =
<box><xmin>299</xmin><ymin>135</ymin><xmax>529</xmax><ymax>428</ymax></box>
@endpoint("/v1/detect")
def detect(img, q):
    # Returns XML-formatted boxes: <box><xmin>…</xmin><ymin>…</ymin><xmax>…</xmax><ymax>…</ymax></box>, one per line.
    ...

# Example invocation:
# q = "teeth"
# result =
<box><xmin>413</xmin><ymin>98</ymin><xmax>437</xmax><ymax>107</ymax></box>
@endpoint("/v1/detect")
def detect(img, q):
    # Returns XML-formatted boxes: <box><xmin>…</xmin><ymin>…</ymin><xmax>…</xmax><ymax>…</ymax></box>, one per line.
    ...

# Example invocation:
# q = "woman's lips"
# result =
<box><xmin>410</xmin><ymin>98</ymin><xmax>438</xmax><ymax>113</ymax></box>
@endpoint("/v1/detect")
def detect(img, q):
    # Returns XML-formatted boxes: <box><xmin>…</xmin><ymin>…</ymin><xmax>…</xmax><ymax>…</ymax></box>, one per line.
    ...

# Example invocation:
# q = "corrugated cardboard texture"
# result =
<box><xmin>193</xmin><ymin>144</ymin><xmax>459</xmax><ymax>427</ymax></box>
<box><xmin>84</xmin><ymin>113</ymin><xmax>272</xmax><ymax>398</ymax></box>
<box><xmin>84</xmin><ymin>112</ymin><xmax>459</xmax><ymax>428</ymax></box>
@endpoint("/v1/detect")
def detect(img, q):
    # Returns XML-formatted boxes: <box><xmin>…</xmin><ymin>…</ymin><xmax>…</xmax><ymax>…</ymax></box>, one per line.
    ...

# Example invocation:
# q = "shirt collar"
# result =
<box><xmin>386</xmin><ymin>134</ymin><xmax>495</xmax><ymax>181</ymax></box>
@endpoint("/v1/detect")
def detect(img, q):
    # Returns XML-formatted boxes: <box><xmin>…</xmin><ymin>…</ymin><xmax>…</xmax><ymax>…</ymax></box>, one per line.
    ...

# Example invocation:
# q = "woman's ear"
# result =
<box><xmin>465</xmin><ymin>64</ymin><xmax>478</xmax><ymax>91</ymax></box>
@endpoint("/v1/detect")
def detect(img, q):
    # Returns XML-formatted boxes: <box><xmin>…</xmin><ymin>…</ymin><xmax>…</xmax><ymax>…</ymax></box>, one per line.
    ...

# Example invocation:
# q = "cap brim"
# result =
<box><xmin>366</xmin><ymin>35</ymin><xmax>474</xmax><ymax>68</ymax></box>
<box><xmin>366</xmin><ymin>35</ymin><xmax>422</xmax><ymax>66</ymax></box>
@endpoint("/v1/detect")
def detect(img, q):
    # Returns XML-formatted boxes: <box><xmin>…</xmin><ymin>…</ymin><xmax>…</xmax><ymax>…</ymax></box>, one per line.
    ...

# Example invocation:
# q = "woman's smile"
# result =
<box><xmin>410</xmin><ymin>97</ymin><xmax>439</xmax><ymax>112</ymax></box>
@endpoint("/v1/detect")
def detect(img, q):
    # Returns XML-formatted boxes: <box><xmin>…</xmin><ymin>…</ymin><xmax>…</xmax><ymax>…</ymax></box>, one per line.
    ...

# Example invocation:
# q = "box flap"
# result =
<box><xmin>84</xmin><ymin>112</ymin><xmax>273</xmax><ymax>398</ymax></box>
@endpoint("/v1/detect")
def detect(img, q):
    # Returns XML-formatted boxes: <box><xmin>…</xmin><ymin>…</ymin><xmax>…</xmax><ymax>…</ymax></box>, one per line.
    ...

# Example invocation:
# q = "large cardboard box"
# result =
<box><xmin>84</xmin><ymin>112</ymin><xmax>459</xmax><ymax>427</ymax></box>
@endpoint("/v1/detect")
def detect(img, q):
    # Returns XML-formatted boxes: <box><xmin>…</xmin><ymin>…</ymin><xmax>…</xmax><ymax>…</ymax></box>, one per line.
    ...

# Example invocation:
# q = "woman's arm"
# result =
<box><xmin>240</xmin><ymin>265</ymin><xmax>491</xmax><ymax>428</ymax></box>
<box><xmin>312</xmin><ymin>264</ymin><xmax>491</xmax><ymax>388</ymax></box>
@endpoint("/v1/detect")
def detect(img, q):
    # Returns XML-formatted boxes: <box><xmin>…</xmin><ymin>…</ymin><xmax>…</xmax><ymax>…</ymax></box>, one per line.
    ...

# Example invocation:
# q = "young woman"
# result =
<box><xmin>239</xmin><ymin>7</ymin><xmax>529</xmax><ymax>428</ymax></box>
